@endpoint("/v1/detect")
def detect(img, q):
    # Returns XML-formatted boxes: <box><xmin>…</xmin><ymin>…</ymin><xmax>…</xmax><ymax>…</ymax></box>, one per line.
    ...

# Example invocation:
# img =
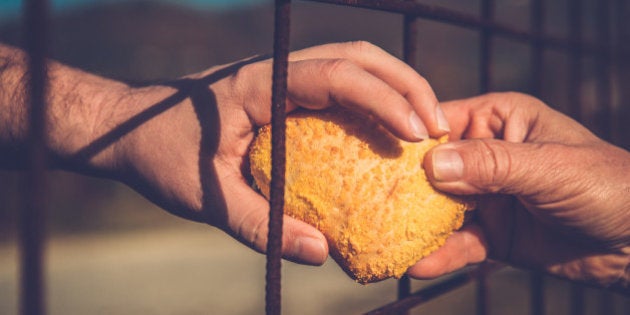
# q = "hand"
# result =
<box><xmin>407</xmin><ymin>92</ymin><xmax>630</xmax><ymax>290</ymax></box>
<box><xmin>96</xmin><ymin>42</ymin><xmax>450</xmax><ymax>265</ymax></box>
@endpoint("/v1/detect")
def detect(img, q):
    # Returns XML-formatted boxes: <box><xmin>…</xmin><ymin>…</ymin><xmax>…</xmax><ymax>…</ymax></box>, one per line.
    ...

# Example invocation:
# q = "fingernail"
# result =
<box><xmin>293</xmin><ymin>236</ymin><xmax>327</xmax><ymax>265</ymax></box>
<box><xmin>436</xmin><ymin>105</ymin><xmax>451</xmax><ymax>132</ymax></box>
<box><xmin>432</xmin><ymin>147</ymin><xmax>463</xmax><ymax>181</ymax></box>
<box><xmin>409</xmin><ymin>111</ymin><xmax>429</xmax><ymax>140</ymax></box>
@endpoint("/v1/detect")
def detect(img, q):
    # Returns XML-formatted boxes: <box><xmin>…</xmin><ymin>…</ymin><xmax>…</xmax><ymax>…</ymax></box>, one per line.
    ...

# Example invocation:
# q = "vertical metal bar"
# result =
<box><xmin>480</xmin><ymin>0</ymin><xmax>494</xmax><ymax>94</ymax></box>
<box><xmin>529</xmin><ymin>273</ymin><xmax>544</xmax><ymax>315</ymax></box>
<box><xmin>616</xmin><ymin>0</ymin><xmax>630</xmax><ymax>152</ymax></box>
<box><xmin>595</xmin><ymin>0</ymin><xmax>614</xmax><ymax>309</ymax></box>
<box><xmin>612</xmin><ymin>0</ymin><xmax>624</xmax><ymax>146</ymax></box>
<box><xmin>530</xmin><ymin>0</ymin><xmax>544</xmax><ymax>97</ymax></box>
<box><xmin>568</xmin><ymin>0</ymin><xmax>583</xmax><ymax>122</ymax></box>
<box><xmin>266</xmin><ymin>1</ymin><xmax>291</xmax><ymax>315</ymax></box>
<box><xmin>568</xmin><ymin>2</ymin><xmax>584</xmax><ymax>313</ymax></box>
<box><xmin>20</xmin><ymin>1</ymin><xmax>49</xmax><ymax>315</ymax></box>
<box><xmin>403</xmin><ymin>0</ymin><xmax>419</xmax><ymax>68</ymax></box>
<box><xmin>529</xmin><ymin>1</ymin><xmax>545</xmax><ymax>314</ymax></box>
<box><xmin>396</xmin><ymin>276</ymin><xmax>411</xmax><ymax>315</ymax></box>
<box><xmin>477</xmin><ymin>1</ymin><xmax>494</xmax><ymax>315</ymax></box>
<box><xmin>595</xmin><ymin>0</ymin><xmax>612</xmax><ymax>140</ymax></box>
<box><xmin>397</xmin><ymin>2</ymin><xmax>417</xmax><ymax>314</ymax></box>
<box><xmin>569</xmin><ymin>284</ymin><xmax>584</xmax><ymax>315</ymax></box>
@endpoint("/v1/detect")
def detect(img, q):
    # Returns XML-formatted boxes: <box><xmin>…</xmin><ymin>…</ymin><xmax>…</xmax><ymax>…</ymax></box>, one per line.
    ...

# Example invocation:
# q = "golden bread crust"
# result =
<box><xmin>249</xmin><ymin>108</ymin><xmax>469</xmax><ymax>284</ymax></box>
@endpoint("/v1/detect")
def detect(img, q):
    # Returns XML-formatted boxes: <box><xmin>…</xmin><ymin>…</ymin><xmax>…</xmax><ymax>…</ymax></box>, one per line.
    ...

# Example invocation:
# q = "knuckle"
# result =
<box><xmin>236</xmin><ymin>210</ymin><xmax>269</xmax><ymax>253</ymax></box>
<box><xmin>347</xmin><ymin>40</ymin><xmax>378</xmax><ymax>54</ymax></box>
<box><xmin>470</xmin><ymin>139</ymin><xmax>513</xmax><ymax>193</ymax></box>
<box><xmin>230</xmin><ymin>61</ymin><xmax>268</xmax><ymax>97</ymax></box>
<box><xmin>321</xmin><ymin>58</ymin><xmax>356</xmax><ymax>82</ymax></box>
<box><xmin>416</xmin><ymin>75</ymin><xmax>431</xmax><ymax>89</ymax></box>
<box><xmin>233</xmin><ymin>61</ymin><xmax>267</xmax><ymax>85</ymax></box>
<box><xmin>371</xmin><ymin>90</ymin><xmax>404</xmax><ymax>117</ymax></box>
<box><xmin>249</xmin><ymin>214</ymin><xmax>269</xmax><ymax>251</ymax></box>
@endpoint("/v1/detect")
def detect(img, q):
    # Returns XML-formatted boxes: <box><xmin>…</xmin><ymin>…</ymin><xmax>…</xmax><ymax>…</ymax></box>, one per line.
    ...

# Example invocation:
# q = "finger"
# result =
<box><xmin>422</xmin><ymin>138</ymin><xmax>580</xmax><ymax>197</ymax></box>
<box><xmin>441</xmin><ymin>92</ymin><xmax>535</xmax><ymax>141</ymax></box>
<box><xmin>289</xmin><ymin>41</ymin><xmax>448</xmax><ymax>136</ymax></box>
<box><xmin>406</xmin><ymin>224</ymin><xmax>488</xmax><ymax>279</ymax></box>
<box><xmin>222</xmin><ymin>180</ymin><xmax>329</xmax><ymax>265</ymax></box>
<box><xmin>286</xmin><ymin>58</ymin><xmax>429</xmax><ymax>141</ymax></box>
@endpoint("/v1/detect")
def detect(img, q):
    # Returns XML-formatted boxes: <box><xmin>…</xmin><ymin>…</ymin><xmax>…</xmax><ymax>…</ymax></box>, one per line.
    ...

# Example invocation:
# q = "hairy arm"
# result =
<box><xmin>1</xmin><ymin>41</ymin><xmax>451</xmax><ymax>266</ymax></box>
<box><xmin>0</xmin><ymin>43</ymin><xmax>129</xmax><ymax>174</ymax></box>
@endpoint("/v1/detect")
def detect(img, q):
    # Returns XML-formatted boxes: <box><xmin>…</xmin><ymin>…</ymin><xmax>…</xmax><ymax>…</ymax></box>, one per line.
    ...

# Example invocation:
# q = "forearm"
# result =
<box><xmin>0</xmin><ymin>43</ymin><xmax>130</xmax><ymax>173</ymax></box>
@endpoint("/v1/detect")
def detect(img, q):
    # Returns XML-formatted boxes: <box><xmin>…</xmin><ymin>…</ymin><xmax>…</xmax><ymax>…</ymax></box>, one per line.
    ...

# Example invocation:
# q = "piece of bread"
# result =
<box><xmin>249</xmin><ymin>107</ymin><xmax>471</xmax><ymax>284</ymax></box>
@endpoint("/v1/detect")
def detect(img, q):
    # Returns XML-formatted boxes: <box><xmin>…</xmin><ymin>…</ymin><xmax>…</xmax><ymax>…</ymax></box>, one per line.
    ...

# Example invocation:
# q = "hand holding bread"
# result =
<box><xmin>250</xmin><ymin>108</ymin><xmax>470</xmax><ymax>283</ymax></box>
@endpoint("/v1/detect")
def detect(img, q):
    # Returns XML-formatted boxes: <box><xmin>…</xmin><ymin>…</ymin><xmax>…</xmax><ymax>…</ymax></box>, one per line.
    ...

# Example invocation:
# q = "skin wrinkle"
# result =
<box><xmin>473</xmin><ymin>139</ymin><xmax>512</xmax><ymax>194</ymax></box>
<box><xmin>241</xmin><ymin>207</ymin><xmax>269</xmax><ymax>252</ymax></box>
<box><xmin>523</xmin><ymin>109</ymin><xmax>542</xmax><ymax>143</ymax></box>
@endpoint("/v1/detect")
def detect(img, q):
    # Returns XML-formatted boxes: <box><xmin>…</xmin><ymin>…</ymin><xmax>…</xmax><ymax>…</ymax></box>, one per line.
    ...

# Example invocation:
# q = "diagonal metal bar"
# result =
<box><xmin>364</xmin><ymin>263</ymin><xmax>503</xmax><ymax>315</ymax></box>
<box><xmin>302</xmin><ymin>0</ymin><xmax>625</xmax><ymax>57</ymax></box>
<box><xmin>266</xmin><ymin>1</ymin><xmax>291</xmax><ymax>315</ymax></box>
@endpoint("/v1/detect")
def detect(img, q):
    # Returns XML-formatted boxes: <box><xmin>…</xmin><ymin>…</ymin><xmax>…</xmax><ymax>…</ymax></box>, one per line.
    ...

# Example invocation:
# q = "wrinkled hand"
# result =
<box><xmin>407</xmin><ymin>92</ymin><xmax>630</xmax><ymax>290</ymax></box>
<box><xmin>107</xmin><ymin>42</ymin><xmax>449</xmax><ymax>265</ymax></box>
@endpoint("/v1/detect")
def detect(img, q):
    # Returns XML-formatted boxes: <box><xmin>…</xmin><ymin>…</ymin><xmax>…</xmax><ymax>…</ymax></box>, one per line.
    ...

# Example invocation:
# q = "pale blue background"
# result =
<box><xmin>0</xmin><ymin>0</ymin><xmax>269</xmax><ymax>19</ymax></box>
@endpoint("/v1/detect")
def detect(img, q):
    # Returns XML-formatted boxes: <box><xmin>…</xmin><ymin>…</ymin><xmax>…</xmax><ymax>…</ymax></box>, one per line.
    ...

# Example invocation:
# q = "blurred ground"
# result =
<box><xmin>0</xmin><ymin>0</ymin><xmax>628</xmax><ymax>314</ymax></box>
<box><xmin>1</xmin><ymin>222</ymin><xmax>628</xmax><ymax>314</ymax></box>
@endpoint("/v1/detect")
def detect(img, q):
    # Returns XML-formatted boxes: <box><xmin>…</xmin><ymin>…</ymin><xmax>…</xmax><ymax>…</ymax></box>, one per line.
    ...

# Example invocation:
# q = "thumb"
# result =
<box><xmin>223</xmin><ymin>186</ymin><xmax>329</xmax><ymax>266</ymax></box>
<box><xmin>423</xmin><ymin>138</ymin><xmax>549</xmax><ymax>196</ymax></box>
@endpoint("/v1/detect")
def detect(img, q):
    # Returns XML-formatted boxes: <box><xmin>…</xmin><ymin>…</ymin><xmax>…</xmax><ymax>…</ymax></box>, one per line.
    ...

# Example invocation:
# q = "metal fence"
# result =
<box><xmin>265</xmin><ymin>1</ymin><xmax>628</xmax><ymax>315</ymax></box>
<box><xmin>18</xmin><ymin>0</ymin><xmax>629</xmax><ymax>315</ymax></box>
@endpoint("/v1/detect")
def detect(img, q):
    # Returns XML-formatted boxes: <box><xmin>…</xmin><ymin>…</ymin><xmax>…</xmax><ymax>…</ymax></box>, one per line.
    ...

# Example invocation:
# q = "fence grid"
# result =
<box><xmin>18</xmin><ymin>0</ymin><xmax>627</xmax><ymax>315</ymax></box>
<box><xmin>266</xmin><ymin>0</ymin><xmax>626</xmax><ymax>315</ymax></box>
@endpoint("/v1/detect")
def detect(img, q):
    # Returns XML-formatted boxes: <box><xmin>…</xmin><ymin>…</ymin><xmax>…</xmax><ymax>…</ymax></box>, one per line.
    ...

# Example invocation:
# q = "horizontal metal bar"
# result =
<box><xmin>302</xmin><ymin>0</ymin><xmax>624</xmax><ymax>57</ymax></box>
<box><xmin>364</xmin><ymin>263</ymin><xmax>503</xmax><ymax>315</ymax></box>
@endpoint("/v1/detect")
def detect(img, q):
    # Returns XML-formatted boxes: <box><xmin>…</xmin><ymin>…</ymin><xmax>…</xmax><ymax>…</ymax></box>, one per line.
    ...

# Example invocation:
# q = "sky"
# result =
<box><xmin>0</xmin><ymin>0</ymin><xmax>269</xmax><ymax>19</ymax></box>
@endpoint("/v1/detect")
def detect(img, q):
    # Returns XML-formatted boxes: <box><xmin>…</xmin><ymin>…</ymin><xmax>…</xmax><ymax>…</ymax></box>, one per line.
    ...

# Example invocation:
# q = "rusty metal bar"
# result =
<box><xmin>396</xmin><ymin>2</ymin><xmax>418</xmax><ymax>314</ymax></box>
<box><xmin>567</xmin><ymin>0</ymin><xmax>583</xmax><ymax>122</ymax></box>
<box><xmin>364</xmin><ymin>263</ymin><xmax>502</xmax><ymax>315</ymax></box>
<box><xmin>595</xmin><ymin>0</ymin><xmax>612</xmax><ymax>140</ymax></box>
<box><xmin>476</xmin><ymin>2</ymin><xmax>494</xmax><ymax>314</ymax></box>
<box><xmin>302</xmin><ymin>0</ymin><xmax>622</xmax><ymax>57</ymax></box>
<box><xmin>530</xmin><ymin>0</ymin><xmax>544</xmax><ymax>97</ymax></box>
<box><xmin>567</xmin><ymin>1</ymin><xmax>585</xmax><ymax>311</ymax></box>
<box><xmin>616</xmin><ymin>0</ymin><xmax>630</xmax><ymax>150</ymax></box>
<box><xmin>529</xmin><ymin>273</ymin><xmax>544</xmax><ymax>315</ymax></box>
<box><xmin>396</xmin><ymin>276</ymin><xmax>411</xmax><ymax>315</ymax></box>
<box><xmin>479</xmin><ymin>0</ymin><xmax>493</xmax><ymax>94</ymax></box>
<box><xmin>266</xmin><ymin>1</ymin><xmax>291</xmax><ymax>315</ymax></box>
<box><xmin>612</xmin><ymin>0</ymin><xmax>624</xmax><ymax>146</ymax></box>
<box><xmin>529</xmin><ymin>1</ymin><xmax>545</xmax><ymax>314</ymax></box>
<box><xmin>402</xmin><ymin>0</ymin><xmax>418</xmax><ymax>68</ymax></box>
<box><xmin>595</xmin><ymin>0</ymin><xmax>614</xmax><ymax>310</ymax></box>
<box><xmin>20</xmin><ymin>0</ymin><xmax>49</xmax><ymax>315</ymax></box>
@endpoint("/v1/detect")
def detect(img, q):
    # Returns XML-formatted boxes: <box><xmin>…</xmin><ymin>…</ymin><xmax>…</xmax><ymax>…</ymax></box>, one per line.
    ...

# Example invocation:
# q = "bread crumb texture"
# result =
<box><xmin>249</xmin><ymin>108</ymin><xmax>469</xmax><ymax>284</ymax></box>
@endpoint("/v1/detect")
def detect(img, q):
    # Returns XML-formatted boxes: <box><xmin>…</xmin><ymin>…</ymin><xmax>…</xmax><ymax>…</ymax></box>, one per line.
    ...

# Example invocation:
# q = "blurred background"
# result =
<box><xmin>0</xmin><ymin>0</ymin><xmax>629</xmax><ymax>314</ymax></box>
